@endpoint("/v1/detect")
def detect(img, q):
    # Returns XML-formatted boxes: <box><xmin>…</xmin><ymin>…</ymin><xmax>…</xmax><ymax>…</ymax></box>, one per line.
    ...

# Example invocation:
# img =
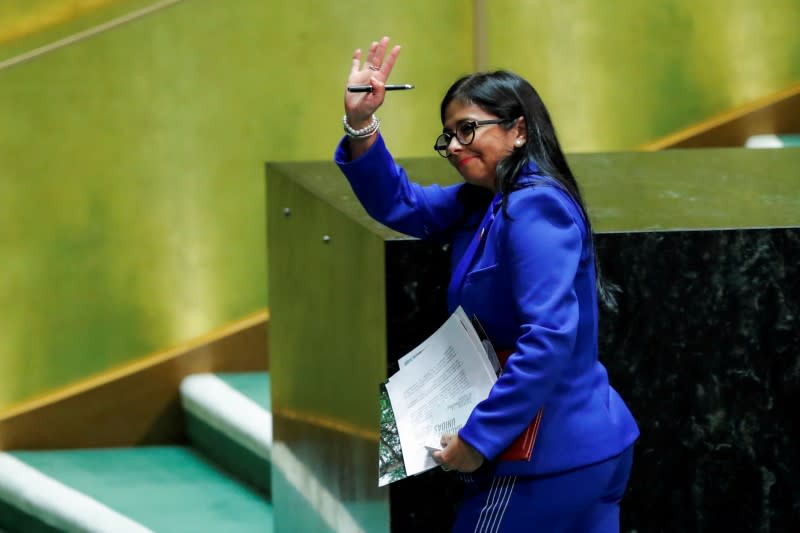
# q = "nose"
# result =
<box><xmin>447</xmin><ymin>136</ymin><xmax>463</xmax><ymax>156</ymax></box>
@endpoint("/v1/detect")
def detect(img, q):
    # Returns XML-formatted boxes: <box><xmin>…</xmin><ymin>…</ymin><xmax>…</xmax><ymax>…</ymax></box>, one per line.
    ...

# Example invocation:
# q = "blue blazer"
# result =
<box><xmin>335</xmin><ymin>135</ymin><xmax>639</xmax><ymax>477</ymax></box>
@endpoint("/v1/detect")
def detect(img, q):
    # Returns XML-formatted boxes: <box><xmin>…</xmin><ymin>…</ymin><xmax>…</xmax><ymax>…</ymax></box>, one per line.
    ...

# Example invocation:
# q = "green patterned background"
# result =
<box><xmin>0</xmin><ymin>0</ymin><xmax>797</xmax><ymax>410</ymax></box>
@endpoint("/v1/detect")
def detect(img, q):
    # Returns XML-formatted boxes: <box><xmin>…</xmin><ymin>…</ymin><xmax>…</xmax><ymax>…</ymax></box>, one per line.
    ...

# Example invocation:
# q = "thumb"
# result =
<box><xmin>441</xmin><ymin>433</ymin><xmax>455</xmax><ymax>449</ymax></box>
<box><xmin>370</xmin><ymin>76</ymin><xmax>385</xmax><ymax>95</ymax></box>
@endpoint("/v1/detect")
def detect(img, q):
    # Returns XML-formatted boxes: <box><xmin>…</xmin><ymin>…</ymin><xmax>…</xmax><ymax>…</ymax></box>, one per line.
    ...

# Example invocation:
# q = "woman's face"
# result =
<box><xmin>441</xmin><ymin>100</ymin><xmax>523</xmax><ymax>191</ymax></box>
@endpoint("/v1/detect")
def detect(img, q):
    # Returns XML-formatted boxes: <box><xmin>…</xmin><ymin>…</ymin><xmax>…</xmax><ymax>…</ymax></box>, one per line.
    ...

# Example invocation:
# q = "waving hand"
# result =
<box><xmin>344</xmin><ymin>36</ymin><xmax>401</xmax><ymax>158</ymax></box>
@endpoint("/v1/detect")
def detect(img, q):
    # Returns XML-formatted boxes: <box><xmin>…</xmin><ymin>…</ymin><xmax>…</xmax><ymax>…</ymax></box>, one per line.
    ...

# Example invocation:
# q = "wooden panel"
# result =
<box><xmin>266</xmin><ymin>162</ymin><xmax>391</xmax><ymax>532</ymax></box>
<box><xmin>642</xmin><ymin>83</ymin><xmax>800</xmax><ymax>150</ymax></box>
<box><xmin>0</xmin><ymin>311</ymin><xmax>269</xmax><ymax>450</ymax></box>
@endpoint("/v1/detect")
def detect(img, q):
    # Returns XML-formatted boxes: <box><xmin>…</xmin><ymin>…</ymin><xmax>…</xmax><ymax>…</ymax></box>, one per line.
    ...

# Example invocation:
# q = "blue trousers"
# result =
<box><xmin>452</xmin><ymin>446</ymin><xmax>634</xmax><ymax>533</ymax></box>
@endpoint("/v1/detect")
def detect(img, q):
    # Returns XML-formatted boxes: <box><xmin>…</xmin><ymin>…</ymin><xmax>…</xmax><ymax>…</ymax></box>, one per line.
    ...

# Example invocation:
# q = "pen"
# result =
<box><xmin>347</xmin><ymin>84</ymin><xmax>415</xmax><ymax>93</ymax></box>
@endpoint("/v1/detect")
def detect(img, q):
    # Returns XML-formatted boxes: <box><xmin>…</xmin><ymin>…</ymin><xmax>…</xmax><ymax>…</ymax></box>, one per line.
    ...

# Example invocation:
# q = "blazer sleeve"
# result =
<box><xmin>334</xmin><ymin>134</ymin><xmax>464</xmax><ymax>239</ymax></box>
<box><xmin>458</xmin><ymin>185</ymin><xmax>585</xmax><ymax>461</ymax></box>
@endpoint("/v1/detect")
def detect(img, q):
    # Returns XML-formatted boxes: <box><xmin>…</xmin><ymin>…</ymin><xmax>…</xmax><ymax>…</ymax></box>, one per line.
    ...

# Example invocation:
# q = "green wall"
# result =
<box><xmin>486</xmin><ymin>0</ymin><xmax>800</xmax><ymax>150</ymax></box>
<box><xmin>1</xmin><ymin>0</ymin><xmax>798</xmax><ymax>410</ymax></box>
<box><xmin>0</xmin><ymin>0</ymin><xmax>471</xmax><ymax>409</ymax></box>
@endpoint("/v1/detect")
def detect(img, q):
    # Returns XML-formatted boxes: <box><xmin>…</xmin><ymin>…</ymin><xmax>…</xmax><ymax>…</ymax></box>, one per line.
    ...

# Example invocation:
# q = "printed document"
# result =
<box><xmin>378</xmin><ymin>307</ymin><xmax>497</xmax><ymax>485</ymax></box>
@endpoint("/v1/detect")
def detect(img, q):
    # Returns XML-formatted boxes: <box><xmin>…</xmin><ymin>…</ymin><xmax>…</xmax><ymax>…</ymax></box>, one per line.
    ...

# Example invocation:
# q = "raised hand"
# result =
<box><xmin>344</xmin><ymin>36</ymin><xmax>401</xmax><ymax>130</ymax></box>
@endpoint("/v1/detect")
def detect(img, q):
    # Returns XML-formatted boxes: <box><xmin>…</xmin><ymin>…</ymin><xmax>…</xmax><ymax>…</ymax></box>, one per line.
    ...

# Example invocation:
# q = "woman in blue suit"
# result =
<box><xmin>335</xmin><ymin>37</ymin><xmax>639</xmax><ymax>532</ymax></box>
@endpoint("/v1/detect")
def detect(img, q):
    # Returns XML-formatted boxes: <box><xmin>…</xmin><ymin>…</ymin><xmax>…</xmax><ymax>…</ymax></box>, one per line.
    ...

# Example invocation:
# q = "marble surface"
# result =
<box><xmin>384</xmin><ymin>227</ymin><xmax>800</xmax><ymax>532</ymax></box>
<box><xmin>385</xmin><ymin>240</ymin><xmax>460</xmax><ymax>531</ymax></box>
<box><xmin>597</xmin><ymin>228</ymin><xmax>800</xmax><ymax>532</ymax></box>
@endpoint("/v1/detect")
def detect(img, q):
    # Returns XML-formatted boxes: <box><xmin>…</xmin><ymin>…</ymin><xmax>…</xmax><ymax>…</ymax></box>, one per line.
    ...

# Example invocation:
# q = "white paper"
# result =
<box><xmin>384</xmin><ymin>307</ymin><xmax>497</xmax><ymax>478</ymax></box>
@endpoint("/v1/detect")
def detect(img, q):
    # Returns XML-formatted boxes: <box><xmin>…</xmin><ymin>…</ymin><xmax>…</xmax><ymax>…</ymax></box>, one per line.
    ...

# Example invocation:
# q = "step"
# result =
<box><xmin>180</xmin><ymin>372</ymin><xmax>272</xmax><ymax>496</ymax></box>
<box><xmin>745</xmin><ymin>133</ymin><xmax>800</xmax><ymax>148</ymax></box>
<box><xmin>0</xmin><ymin>446</ymin><xmax>273</xmax><ymax>532</ymax></box>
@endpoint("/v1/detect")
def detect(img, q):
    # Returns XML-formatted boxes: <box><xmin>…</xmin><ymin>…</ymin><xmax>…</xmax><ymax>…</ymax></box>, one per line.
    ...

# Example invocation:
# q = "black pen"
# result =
<box><xmin>347</xmin><ymin>84</ymin><xmax>415</xmax><ymax>93</ymax></box>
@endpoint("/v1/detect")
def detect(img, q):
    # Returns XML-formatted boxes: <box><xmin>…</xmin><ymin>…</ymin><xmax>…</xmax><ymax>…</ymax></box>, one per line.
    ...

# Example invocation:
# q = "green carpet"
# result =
<box><xmin>185</xmin><ymin>412</ymin><xmax>271</xmax><ymax>497</ymax></box>
<box><xmin>216</xmin><ymin>372</ymin><xmax>271</xmax><ymax>411</ymax></box>
<box><xmin>182</xmin><ymin>372</ymin><xmax>272</xmax><ymax>495</ymax></box>
<box><xmin>11</xmin><ymin>447</ymin><xmax>273</xmax><ymax>533</ymax></box>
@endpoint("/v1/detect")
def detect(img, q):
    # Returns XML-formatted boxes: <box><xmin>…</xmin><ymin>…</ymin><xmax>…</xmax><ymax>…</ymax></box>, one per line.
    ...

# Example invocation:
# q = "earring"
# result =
<box><xmin>515</xmin><ymin>139</ymin><xmax>525</xmax><ymax>147</ymax></box>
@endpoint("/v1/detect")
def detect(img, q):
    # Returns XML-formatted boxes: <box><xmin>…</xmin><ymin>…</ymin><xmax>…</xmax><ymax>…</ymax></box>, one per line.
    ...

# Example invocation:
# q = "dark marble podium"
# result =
<box><xmin>265</xmin><ymin>147</ymin><xmax>800</xmax><ymax>532</ymax></box>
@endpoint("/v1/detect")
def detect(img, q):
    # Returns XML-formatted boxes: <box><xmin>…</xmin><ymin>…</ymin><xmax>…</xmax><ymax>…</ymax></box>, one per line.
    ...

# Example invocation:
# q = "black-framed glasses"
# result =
<box><xmin>433</xmin><ymin>119</ymin><xmax>509</xmax><ymax>158</ymax></box>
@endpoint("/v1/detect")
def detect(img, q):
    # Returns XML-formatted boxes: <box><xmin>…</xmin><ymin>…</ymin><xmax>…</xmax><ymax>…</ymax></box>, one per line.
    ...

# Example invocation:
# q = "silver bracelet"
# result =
<box><xmin>343</xmin><ymin>114</ymin><xmax>380</xmax><ymax>139</ymax></box>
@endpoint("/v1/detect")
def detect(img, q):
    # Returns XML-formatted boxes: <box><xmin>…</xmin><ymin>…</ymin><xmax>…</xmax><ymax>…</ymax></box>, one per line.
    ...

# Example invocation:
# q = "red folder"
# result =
<box><xmin>496</xmin><ymin>349</ymin><xmax>543</xmax><ymax>462</ymax></box>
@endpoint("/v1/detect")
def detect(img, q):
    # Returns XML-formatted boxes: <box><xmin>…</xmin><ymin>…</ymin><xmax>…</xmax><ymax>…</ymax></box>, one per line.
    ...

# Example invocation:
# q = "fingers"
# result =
<box><xmin>435</xmin><ymin>434</ymin><xmax>482</xmax><ymax>473</ymax></box>
<box><xmin>381</xmin><ymin>45</ymin><xmax>401</xmax><ymax>78</ymax></box>
<box><xmin>346</xmin><ymin>37</ymin><xmax>398</xmax><ymax>110</ymax></box>
<box><xmin>436</xmin><ymin>434</ymin><xmax>454</xmax><ymax>471</ymax></box>
<box><xmin>440</xmin><ymin>434</ymin><xmax>454</xmax><ymax>449</ymax></box>
<box><xmin>431</xmin><ymin>450</ymin><xmax>451</xmax><ymax>472</ymax></box>
<box><xmin>363</xmin><ymin>36</ymin><xmax>394</xmax><ymax>73</ymax></box>
<box><xmin>369</xmin><ymin>76</ymin><xmax>385</xmax><ymax>95</ymax></box>
<box><xmin>365</xmin><ymin>40</ymin><xmax>379</xmax><ymax>70</ymax></box>
<box><xmin>350</xmin><ymin>49</ymin><xmax>362</xmax><ymax>76</ymax></box>
<box><xmin>373</xmin><ymin>36</ymin><xmax>389</xmax><ymax>68</ymax></box>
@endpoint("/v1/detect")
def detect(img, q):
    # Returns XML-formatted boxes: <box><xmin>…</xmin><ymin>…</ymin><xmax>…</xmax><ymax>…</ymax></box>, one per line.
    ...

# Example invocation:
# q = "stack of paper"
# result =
<box><xmin>378</xmin><ymin>307</ymin><xmax>498</xmax><ymax>486</ymax></box>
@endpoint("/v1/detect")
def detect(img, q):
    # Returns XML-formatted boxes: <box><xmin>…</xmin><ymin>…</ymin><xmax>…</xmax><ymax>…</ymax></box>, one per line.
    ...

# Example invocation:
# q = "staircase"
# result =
<box><xmin>0</xmin><ymin>372</ymin><xmax>273</xmax><ymax>532</ymax></box>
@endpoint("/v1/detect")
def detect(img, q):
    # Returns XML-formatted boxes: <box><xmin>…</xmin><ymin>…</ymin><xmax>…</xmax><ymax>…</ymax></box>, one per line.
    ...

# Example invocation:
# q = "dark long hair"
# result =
<box><xmin>441</xmin><ymin>70</ymin><xmax>618</xmax><ymax>308</ymax></box>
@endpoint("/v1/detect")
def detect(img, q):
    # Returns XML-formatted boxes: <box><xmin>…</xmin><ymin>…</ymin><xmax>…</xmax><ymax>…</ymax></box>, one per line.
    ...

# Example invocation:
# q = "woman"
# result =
<box><xmin>335</xmin><ymin>37</ymin><xmax>639</xmax><ymax>532</ymax></box>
